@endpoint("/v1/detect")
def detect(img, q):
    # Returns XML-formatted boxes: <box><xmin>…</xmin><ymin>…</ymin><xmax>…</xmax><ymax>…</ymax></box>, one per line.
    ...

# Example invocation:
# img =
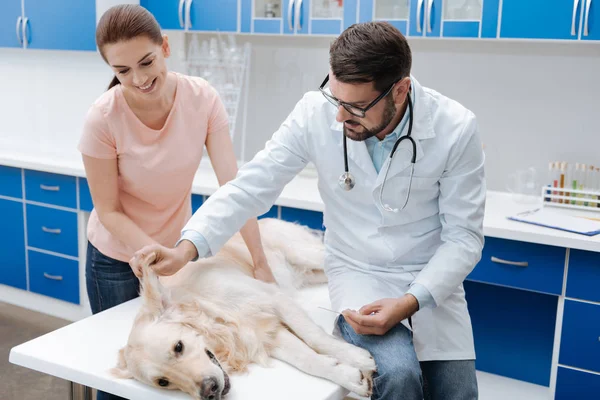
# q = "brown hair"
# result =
<box><xmin>96</xmin><ymin>4</ymin><xmax>163</xmax><ymax>90</ymax></box>
<box><xmin>329</xmin><ymin>21</ymin><xmax>412</xmax><ymax>92</ymax></box>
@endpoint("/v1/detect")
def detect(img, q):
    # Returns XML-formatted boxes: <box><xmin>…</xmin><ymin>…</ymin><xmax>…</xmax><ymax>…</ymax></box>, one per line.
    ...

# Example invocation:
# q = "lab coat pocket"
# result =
<box><xmin>379</xmin><ymin>176</ymin><xmax>440</xmax><ymax>226</ymax></box>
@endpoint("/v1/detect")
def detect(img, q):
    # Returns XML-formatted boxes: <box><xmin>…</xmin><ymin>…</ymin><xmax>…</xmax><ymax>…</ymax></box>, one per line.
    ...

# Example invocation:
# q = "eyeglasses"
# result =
<box><xmin>319</xmin><ymin>74</ymin><xmax>398</xmax><ymax>118</ymax></box>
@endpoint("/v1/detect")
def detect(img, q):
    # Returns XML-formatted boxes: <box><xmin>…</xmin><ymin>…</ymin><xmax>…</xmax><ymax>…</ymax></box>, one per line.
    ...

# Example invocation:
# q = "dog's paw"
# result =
<box><xmin>334</xmin><ymin>364</ymin><xmax>373</xmax><ymax>398</ymax></box>
<box><xmin>337</xmin><ymin>344</ymin><xmax>377</xmax><ymax>372</ymax></box>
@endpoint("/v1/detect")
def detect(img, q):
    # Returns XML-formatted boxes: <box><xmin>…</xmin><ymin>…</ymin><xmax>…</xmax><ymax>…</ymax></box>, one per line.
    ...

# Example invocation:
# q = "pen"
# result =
<box><xmin>317</xmin><ymin>306</ymin><xmax>342</xmax><ymax>315</ymax></box>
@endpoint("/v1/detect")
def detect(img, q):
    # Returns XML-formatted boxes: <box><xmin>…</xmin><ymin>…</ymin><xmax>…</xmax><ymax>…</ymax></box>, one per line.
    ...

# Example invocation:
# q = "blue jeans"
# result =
<box><xmin>337</xmin><ymin>317</ymin><xmax>478</xmax><ymax>400</ymax></box>
<box><xmin>86</xmin><ymin>241</ymin><xmax>139</xmax><ymax>400</ymax></box>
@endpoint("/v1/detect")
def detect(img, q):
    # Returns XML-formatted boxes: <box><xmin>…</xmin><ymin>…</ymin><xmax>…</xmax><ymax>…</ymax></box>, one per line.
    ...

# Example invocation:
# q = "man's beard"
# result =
<box><xmin>343</xmin><ymin>97</ymin><xmax>397</xmax><ymax>142</ymax></box>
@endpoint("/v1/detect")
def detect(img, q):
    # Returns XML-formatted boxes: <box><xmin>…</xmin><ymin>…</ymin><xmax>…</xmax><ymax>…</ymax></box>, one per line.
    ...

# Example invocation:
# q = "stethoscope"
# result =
<box><xmin>338</xmin><ymin>92</ymin><xmax>416</xmax><ymax>213</ymax></box>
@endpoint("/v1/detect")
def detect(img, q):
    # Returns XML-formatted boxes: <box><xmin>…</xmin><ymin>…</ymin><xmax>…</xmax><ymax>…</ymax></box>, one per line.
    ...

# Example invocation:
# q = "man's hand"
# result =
<box><xmin>129</xmin><ymin>240</ymin><xmax>198</xmax><ymax>278</ymax></box>
<box><xmin>252</xmin><ymin>258</ymin><xmax>277</xmax><ymax>284</ymax></box>
<box><xmin>342</xmin><ymin>294</ymin><xmax>419</xmax><ymax>336</ymax></box>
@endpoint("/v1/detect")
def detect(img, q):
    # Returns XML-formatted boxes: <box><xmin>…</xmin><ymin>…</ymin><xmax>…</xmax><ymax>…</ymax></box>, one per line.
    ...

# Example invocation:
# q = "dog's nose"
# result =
<box><xmin>200</xmin><ymin>376</ymin><xmax>220</xmax><ymax>400</ymax></box>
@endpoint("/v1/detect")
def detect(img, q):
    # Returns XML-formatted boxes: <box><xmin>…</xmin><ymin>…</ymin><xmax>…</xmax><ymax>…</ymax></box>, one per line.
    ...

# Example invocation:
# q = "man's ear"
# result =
<box><xmin>110</xmin><ymin>347</ymin><xmax>133</xmax><ymax>379</ymax></box>
<box><xmin>139</xmin><ymin>253</ymin><xmax>171</xmax><ymax>318</ymax></box>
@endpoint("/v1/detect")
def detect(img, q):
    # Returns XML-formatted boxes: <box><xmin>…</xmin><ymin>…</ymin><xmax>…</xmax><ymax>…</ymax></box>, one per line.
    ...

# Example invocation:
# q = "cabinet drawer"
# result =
<box><xmin>78</xmin><ymin>178</ymin><xmax>93</xmax><ymax>212</ymax></box>
<box><xmin>26</xmin><ymin>204</ymin><xmax>78</xmax><ymax>257</ymax></box>
<box><xmin>566</xmin><ymin>249</ymin><xmax>600</xmax><ymax>302</ymax></box>
<box><xmin>0</xmin><ymin>165</ymin><xmax>22</xmax><ymax>198</ymax></box>
<box><xmin>0</xmin><ymin>198</ymin><xmax>27</xmax><ymax>290</ymax></box>
<box><xmin>28</xmin><ymin>250</ymin><xmax>79</xmax><ymax>304</ymax></box>
<box><xmin>25</xmin><ymin>170</ymin><xmax>77</xmax><ymax>208</ymax></box>
<box><xmin>555</xmin><ymin>367</ymin><xmax>600</xmax><ymax>400</ymax></box>
<box><xmin>280</xmin><ymin>207</ymin><xmax>324</xmax><ymax>231</ymax></box>
<box><xmin>467</xmin><ymin>237</ymin><xmax>565</xmax><ymax>295</ymax></box>
<box><xmin>559</xmin><ymin>300</ymin><xmax>600</xmax><ymax>373</ymax></box>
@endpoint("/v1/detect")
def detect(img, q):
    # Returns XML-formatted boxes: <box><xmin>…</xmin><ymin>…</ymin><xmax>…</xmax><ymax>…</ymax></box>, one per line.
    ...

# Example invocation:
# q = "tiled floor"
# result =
<box><xmin>0</xmin><ymin>301</ymin><xmax>75</xmax><ymax>400</ymax></box>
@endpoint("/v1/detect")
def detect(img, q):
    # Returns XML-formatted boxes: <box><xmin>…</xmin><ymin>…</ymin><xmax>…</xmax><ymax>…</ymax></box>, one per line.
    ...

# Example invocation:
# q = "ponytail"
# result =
<box><xmin>107</xmin><ymin>75</ymin><xmax>121</xmax><ymax>90</ymax></box>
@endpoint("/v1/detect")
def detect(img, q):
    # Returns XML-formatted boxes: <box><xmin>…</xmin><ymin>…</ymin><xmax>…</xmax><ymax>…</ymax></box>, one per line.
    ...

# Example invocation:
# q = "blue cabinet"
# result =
<box><xmin>361</xmin><ymin>0</ymin><xmax>409</xmax><ymax>35</ymax></box>
<box><xmin>141</xmin><ymin>0</ymin><xmax>186</xmax><ymax>30</ymax></box>
<box><xmin>28</xmin><ymin>250</ymin><xmax>79</xmax><ymax>304</ymax></box>
<box><xmin>0</xmin><ymin>165</ymin><xmax>23</xmax><ymax>198</ymax></box>
<box><xmin>555</xmin><ymin>367</ymin><xmax>600</xmax><ymax>399</ymax></box>
<box><xmin>79</xmin><ymin>178</ymin><xmax>93</xmax><ymax>212</ymax></box>
<box><xmin>582</xmin><ymin>0</ymin><xmax>600</xmax><ymax>40</ymax></box>
<box><xmin>280</xmin><ymin>206</ymin><xmax>324</xmax><ymax>230</ymax></box>
<box><xmin>0</xmin><ymin>0</ymin><xmax>23</xmax><ymax>48</ymax></box>
<box><xmin>22</xmin><ymin>0</ymin><xmax>96</xmax><ymax>51</ymax></box>
<box><xmin>500</xmin><ymin>0</ymin><xmax>583</xmax><ymax>40</ymax></box>
<box><xmin>0</xmin><ymin>198</ymin><xmax>27</xmax><ymax>290</ymax></box>
<box><xmin>466</xmin><ymin>237</ymin><xmax>566</xmax><ymax>295</ymax></box>
<box><xmin>245</xmin><ymin>0</ymin><xmax>345</xmax><ymax>35</ymax></box>
<box><xmin>26</xmin><ymin>204</ymin><xmax>79</xmax><ymax>257</ymax></box>
<box><xmin>559</xmin><ymin>300</ymin><xmax>600</xmax><ymax>374</ymax></box>
<box><xmin>408</xmin><ymin>0</ymin><xmax>496</xmax><ymax>39</ymax></box>
<box><xmin>565</xmin><ymin>249</ymin><xmax>600</xmax><ymax>302</ymax></box>
<box><xmin>25</xmin><ymin>170</ymin><xmax>77</xmax><ymax>209</ymax></box>
<box><xmin>188</xmin><ymin>0</ymin><xmax>239</xmax><ymax>32</ymax></box>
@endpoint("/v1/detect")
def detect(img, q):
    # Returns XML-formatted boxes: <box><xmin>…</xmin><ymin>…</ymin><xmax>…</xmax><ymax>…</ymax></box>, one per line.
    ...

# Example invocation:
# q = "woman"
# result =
<box><xmin>79</xmin><ymin>6</ymin><xmax>275</xmax><ymax>398</ymax></box>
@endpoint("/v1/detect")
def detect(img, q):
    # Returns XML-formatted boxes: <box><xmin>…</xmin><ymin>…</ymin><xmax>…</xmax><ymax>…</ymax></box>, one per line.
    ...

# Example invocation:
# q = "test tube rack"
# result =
<box><xmin>541</xmin><ymin>186</ymin><xmax>600</xmax><ymax>212</ymax></box>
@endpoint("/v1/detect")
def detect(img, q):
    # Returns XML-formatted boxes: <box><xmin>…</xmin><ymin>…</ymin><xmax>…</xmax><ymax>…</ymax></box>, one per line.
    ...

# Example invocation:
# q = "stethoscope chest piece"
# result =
<box><xmin>338</xmin><ymin>171</ymin><xmax>355</xmax><ymax>191</ymax></box>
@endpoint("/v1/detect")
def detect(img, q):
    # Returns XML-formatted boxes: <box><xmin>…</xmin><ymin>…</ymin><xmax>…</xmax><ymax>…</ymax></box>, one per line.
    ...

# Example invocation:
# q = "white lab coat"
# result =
<box><xmin>183</xmin><ymin>76</ymin><xmax>486</xmax><ymax>361</ymax></box>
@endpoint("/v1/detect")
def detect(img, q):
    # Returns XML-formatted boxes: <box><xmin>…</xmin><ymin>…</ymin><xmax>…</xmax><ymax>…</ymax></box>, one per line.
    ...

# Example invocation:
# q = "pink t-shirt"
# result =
<box><xmin>78</xmin><ymin>72</ymin><xmax>228</xmax><ymax>262</ymax></box>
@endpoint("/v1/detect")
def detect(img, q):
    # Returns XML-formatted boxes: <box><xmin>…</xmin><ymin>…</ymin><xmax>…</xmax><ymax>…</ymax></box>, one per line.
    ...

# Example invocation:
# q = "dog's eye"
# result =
<box><xmin>174</xmin><ymin>340</ymin><xmax>184</xmax><ymax>354</ymax></box>
<box><xmin>205</xmin><ymin>349</ymin><xmax>216</xmax><ymax>360</ymax></box>
<box><xmin>157</xmin><ymin>378</ymin><xmax>169</xmax><ymax>387</ymax></box>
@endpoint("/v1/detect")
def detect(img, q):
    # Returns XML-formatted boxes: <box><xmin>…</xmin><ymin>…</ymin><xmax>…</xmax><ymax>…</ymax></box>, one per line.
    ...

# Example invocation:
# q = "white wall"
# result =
<box><xmin>1</xmin><ymin>33</ymin><xmax>599</xmax><ymax>192</ymax></box>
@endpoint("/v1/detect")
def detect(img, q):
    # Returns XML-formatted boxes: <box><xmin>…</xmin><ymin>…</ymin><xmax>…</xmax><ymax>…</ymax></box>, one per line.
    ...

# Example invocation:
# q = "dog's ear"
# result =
<box><xmin>139</xmin><ymin>253</ymin><xmax>172</xmax><ymax>318</ymax></box>
<box><xmin>110</xmin><ymin>347</ymin><xmax>133</xmax><ymax>379</ymax></box>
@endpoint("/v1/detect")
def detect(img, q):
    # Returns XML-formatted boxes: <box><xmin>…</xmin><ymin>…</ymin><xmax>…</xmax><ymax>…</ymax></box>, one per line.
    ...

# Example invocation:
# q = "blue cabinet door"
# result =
<box><xmin>189</xmin><ymin>0</ymin><xmax>238</xmax><ymax>32</ymax></box>
<box><xmin>559</xmin><ymin>300</ymin><xmax>600</xmax><ymax>373</ymax></box>
<box><xmin>500</xmin><ymin>0</ymin><xmax>583</xmax><ymax>40</ymax></box>
<box><xmin>283</xmin><ymin>0</ymin><xmax>296</xmax><ymax>34</ymax></box>
<box><xmin>0</xmin><ymin>0</ymin><xmax>23</xmax><ymax>48</ymax></box>
<box><xmin>555</xmin><ymin>367</ymin><xmax>600</xmax><ymax>400</ymax></box>
<box><xmin>409</xmin><ymin>0</ymin><xmax>427</xmax><ymax>36</ymax></box>
<box><xmin>582</xmin><ymin>0</ymin><xmax>600</xmax><ymax>40</ymax></box>
<box><xmin>141</xmin><ymin>0</ymin><xmax>185</xmax><ymax>30</ymax></box>
<box><xmin>23</xmin><ymin>0</ymin><xmax>96</xmax><ymax>51</ymax></box>
<box><xmin>360</xmin><ymin>0</ymin><xmax>409</xmax><ymax>35</ymax></box>
<box><xmin>0</xmin><ymin>198</ymin><xmax>27</xmax><ymax>290</ymax></box>
<box><xmin>295</xmin><ymin>0</ymin><xmax>310</xmax><ymax>34</ymax></box>
<box><xmin>425</xmin><ymin>0</ymin><xmax>442</xmax><ymax>37</ymax></box>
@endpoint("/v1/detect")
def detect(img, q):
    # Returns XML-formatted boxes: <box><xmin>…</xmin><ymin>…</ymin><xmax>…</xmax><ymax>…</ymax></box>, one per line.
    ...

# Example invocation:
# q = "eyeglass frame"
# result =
<box><xmin>319</xmin><ymin>74</ymin><xmax>399</xmax><ymax>118</ymax></box>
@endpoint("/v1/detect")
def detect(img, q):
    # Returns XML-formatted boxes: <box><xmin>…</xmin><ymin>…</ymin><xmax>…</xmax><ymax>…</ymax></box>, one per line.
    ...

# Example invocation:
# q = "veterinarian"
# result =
<box><xmin>132</xmin><ymin>21</ymin><xmax>486</xmax><ymax>400</ymax></box>
<box><xmin>78</xmin><ymin>5</ymin><xmax>276</xmax><ymax>399</ymax></box>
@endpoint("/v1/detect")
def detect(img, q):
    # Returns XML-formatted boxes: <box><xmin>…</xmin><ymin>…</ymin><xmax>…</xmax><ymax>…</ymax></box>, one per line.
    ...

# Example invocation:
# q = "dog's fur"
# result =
<box><xmin>112</xmin><ymin>218</ymin><xmax>376</xmax><ymax>400</ymax></box>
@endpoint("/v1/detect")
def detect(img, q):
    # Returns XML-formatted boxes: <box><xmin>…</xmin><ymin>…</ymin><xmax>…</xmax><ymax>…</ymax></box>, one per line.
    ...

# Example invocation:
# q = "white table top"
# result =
<box><xmin>9</xmin><ymin>285</ymin><xmax>348</xmax><ymax>400</ymax></box>
<box><xmin>1</xmin><ymin>139</ymin><xmax>599</xmax><ymax>252</ymax></box>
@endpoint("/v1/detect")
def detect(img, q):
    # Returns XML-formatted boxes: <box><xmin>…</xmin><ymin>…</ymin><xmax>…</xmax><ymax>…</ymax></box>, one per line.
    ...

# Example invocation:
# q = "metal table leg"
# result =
<box><xmin>70</xmin><ymin>381</ymin><xmax>93</xmax><ymax>400</ymax></box>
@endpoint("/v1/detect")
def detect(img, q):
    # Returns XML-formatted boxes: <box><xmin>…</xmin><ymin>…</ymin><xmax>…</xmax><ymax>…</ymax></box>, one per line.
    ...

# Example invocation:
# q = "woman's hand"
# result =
<box><xmin>252</xmin><ymin>258</ymin><xmax>277</xmax><ymax>284</ymax></box>
<box><xmin>130</xmin><ymin>240</ymin><xmax>198</xmax><ymax>277</ymax></box>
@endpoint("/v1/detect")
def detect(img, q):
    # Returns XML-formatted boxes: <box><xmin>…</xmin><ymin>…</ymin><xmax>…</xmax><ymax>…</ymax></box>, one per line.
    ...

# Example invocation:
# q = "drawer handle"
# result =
<box><xmin>42</xmin><ymin>226</ymin><xmax>62</xmax><ymax>234</ymax></box>
<box><xmin>43</xmin><ymin>273</ymin><xmax>63</xmax><ymax>281</ymax></box>
<box><xmin>491</xmin><ymin>256</ymin><xmax>528</xmax><ymax>268</ymax></box>
<box><xmin>40</xmin><ymin>184</ymin><xmax>60</xmax><ymax>192</ymax></box>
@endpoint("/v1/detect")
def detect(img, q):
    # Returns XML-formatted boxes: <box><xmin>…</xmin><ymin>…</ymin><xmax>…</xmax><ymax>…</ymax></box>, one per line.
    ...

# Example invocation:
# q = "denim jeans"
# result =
<box><xmin>337</xmin><ymin>317</ymin><xmax>478</xmax><ymax>400</ymax></box>
<box><xmin>86</xmin><ymin>241</ymin><xmax>139</xmax><ymax>400</ymax></box>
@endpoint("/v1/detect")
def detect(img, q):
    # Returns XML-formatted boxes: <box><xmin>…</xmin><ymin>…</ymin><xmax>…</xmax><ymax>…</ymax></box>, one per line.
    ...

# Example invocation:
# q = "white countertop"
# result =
<box><xmin>9</xmin><ymin>285</ymin><xmax>347</xmax><ymax>400</ymax></box>
<box><xmin>1</xmin><ymin>141</ymin><xmax>599</xmax><ymax>252</ymax></box>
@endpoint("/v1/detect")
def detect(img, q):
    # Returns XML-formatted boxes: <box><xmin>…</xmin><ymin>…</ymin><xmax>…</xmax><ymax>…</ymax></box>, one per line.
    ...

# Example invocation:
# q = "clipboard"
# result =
<box><xmin>507</xmin><ymin>208</ymin><xmax>600</xmax><ymax>236</ymax></box>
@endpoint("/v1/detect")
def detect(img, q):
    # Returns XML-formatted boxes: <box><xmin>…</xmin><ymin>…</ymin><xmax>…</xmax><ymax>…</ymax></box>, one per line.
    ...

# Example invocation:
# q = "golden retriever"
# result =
<box><xmin>111</xmin><ymin>218</ymin><xmax>376</xmax><ymax>400</ymax></box>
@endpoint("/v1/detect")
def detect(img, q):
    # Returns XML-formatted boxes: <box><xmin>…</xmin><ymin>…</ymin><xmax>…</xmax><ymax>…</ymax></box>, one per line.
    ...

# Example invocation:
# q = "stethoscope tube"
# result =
<box><xmin>339</xmin><ymin>93</ymin><xmax>416</xmax><ymax>213</ymax></box>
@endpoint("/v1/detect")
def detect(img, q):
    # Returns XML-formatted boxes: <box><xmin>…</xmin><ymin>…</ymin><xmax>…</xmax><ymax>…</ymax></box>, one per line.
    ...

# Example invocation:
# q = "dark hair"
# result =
<box><xmin>329</xmin><ymin>21</ymin><xmax>412</xmax><ymax>92</ymax></box>
<box><xmin>96</xmin><ymin>4</ymin><xmax>163</xmax><ymax>90</ymax></box>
